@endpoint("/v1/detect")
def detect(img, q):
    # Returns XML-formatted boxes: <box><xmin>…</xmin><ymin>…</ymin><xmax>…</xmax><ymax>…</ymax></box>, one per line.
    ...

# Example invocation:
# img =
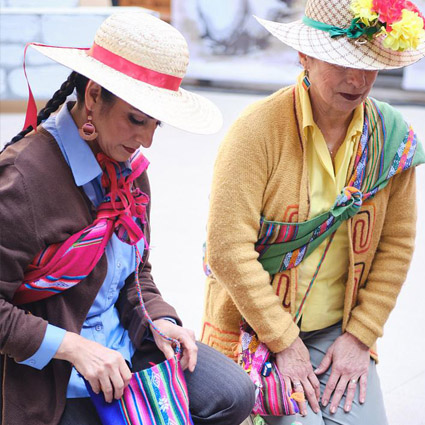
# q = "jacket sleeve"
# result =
<box><xmin>206</xmin><ymin>118</ymin><xmax>299</xmax><ymax>354</ymax></box>
<box><xmin>346</xmin><ymin>167</ymin><xmax>417</xmax><ymax>347</ymax></box>
<box><xmin>116</xmin><ymin>171</ymin><xmax>181</xmax><ymax>349</ymax></box>
<box><xmin>0</xmin><ymin>163</ymin><xmax>48</xmax><ymax>361</ymax></box>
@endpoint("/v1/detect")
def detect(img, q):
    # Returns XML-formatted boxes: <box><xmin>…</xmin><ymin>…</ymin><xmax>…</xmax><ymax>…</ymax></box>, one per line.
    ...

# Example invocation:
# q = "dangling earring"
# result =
<box><xmin>302</xmin><ymin>70</ymin><xmax>311</xmax><ymax>91</ymax></box>
<box><xmin>79</xmin><ymin>110</ymin><xmax>98</xmax><ymax>141</ymax></box>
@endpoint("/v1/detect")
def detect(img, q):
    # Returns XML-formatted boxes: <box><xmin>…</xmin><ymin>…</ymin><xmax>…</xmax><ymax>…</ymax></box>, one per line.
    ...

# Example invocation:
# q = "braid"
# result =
<box><xmin>3</xmin><ymin>71</ymin><xmax>79</xmax><ymax>151</ymax></box>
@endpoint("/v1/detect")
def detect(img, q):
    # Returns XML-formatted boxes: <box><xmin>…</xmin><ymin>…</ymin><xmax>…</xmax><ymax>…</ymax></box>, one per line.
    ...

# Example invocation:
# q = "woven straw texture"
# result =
<box><xmin>256</xmin><ymin>0</ymin><xmax>425</xmax><ymax>70</ymax></box>
<box><xmin>32</xmin><ymin>12</ymin><xmax>222</xmax><ymax>135</ymax></box>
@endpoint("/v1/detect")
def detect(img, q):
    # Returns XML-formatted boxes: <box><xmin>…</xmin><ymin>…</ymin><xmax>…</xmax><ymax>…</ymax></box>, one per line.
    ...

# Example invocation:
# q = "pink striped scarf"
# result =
<box><xmin>13</xmin><ymin>151</ymin><xmax>149</xmax><ymax>305</ymax></box>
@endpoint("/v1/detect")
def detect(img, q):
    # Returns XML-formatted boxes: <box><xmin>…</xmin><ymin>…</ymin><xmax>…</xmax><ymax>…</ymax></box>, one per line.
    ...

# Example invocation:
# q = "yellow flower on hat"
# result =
<box><xmin>382</xmin><ymin>9</ymin><xmax>425</xmax><ymax>51</ymax></box>
<box><xmin>351</xmin><ymin>0</ymin><xmax>379</xmax><ymax>25</ymax></box>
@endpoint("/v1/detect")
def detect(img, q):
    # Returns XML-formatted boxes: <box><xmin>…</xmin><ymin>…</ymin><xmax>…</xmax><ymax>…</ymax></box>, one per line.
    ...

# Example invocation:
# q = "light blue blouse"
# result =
<box><xmin>19</xmin><ymin>103</ymin><xmax>144</xmax><ymax>398</ymax></box>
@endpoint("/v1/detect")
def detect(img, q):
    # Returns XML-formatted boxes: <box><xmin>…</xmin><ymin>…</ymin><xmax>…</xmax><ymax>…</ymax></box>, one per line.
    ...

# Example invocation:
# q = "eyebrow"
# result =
<box><xmin>130</xmin><ymin>106</ymin><xmax>157</xmax><ymax>121</ymax></box>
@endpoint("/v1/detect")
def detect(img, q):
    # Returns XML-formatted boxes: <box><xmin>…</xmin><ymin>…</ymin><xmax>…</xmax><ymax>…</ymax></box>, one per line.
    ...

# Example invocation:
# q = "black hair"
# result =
<box><xmin>2</xmin><ymin>71</ymin><xmax>115</xmax><ymax>151</ymax></box>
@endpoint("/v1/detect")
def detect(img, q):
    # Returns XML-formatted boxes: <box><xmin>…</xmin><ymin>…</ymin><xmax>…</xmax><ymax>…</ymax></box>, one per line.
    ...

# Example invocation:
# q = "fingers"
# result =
<box><xmin>291</xmin><ymin>379</ymin><xmax>307</xmax><ymax>416</ymax></box>
<box><xmin>329</xmin><ymin>376</ymin><xmax>348</xmax><ymax>414</ymax></box>
<box><xmin>305</xmin><ymin>373</ymin><xmax>321</xmax><ymax>413</ymax></box>
<box><xmin>152</xmin><ymin>321</ymin><xmax>198</xmax><ymax>372</ymax></box>
<box><xmin>156</xmin><ymin>337</ymin><xmax>175</xmax><ymax>360</ymax></box>
<box><xmin>179</xmin><ymin>330</ymin><xmax>198</xmax><ymax>372</ymax></box>
<box><xmin>300</xmin><ymin>378</ymin><xmax>320</xmax><ymax>414</ymax></box>
<box><xmin>314</xmin><ymin>350</ymin><xmax>332</xmax><ymax>375</ymax></box>
<box><xmin>99</xmin><ymin>374</ymin><xmax>115</xmax><ymax>403</ymax></box>
<box><xmin>283</xmin><ymin>376</ymin><xmax>296</xmax><ymax>415</ymax></box>
<box><xmin>359</xmin><ymin>373</ymin><xmax>368</xmax><ymax>404</ymax></box>
<box><xmin>343</xmin><ymin>378</ymin><xmax>358</xmax><ymax>412</ymax></box>
<box><xmin>321</xmin><ymin>370</ymin><xmax>338</xmax><ymax>408</ymax></box>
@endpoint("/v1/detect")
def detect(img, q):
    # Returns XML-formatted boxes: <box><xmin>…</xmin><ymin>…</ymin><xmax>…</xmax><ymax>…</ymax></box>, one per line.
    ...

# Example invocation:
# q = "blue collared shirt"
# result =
<box><xmin>19</xmin><ymin>103</ymin><xmax>144</xmax><ymax>397</ymax></box>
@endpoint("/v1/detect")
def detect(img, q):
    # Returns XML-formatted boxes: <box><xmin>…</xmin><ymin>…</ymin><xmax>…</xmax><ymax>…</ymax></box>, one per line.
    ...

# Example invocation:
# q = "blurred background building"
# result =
<box><xmin>0</xmin><ymin>0</ymin><xmax>424</xmax><ymax>113</ymax></box>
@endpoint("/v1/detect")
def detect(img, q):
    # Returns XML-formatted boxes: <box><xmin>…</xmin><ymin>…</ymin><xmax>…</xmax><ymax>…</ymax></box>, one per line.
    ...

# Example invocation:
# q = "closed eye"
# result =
<box><xmin>129</xmin><ymin>114</ymin><xmax>162</xmax><ymax>128</ymax></box>
<box><xmin>129</xmin><ymin>115</ymin><xmax>146</xmax><ymax>126</ymax></box>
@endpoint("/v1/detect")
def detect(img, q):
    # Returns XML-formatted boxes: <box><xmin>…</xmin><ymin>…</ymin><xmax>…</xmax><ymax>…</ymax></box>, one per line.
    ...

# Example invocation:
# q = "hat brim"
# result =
<box><xmin>255</xmin><ymin>16</ymin><xmax>425</xmax><ymax>70</ymax></box>
<box><xmin>31</xmin><ymin>44</ymin><xmax>223</xmax><ymax>135</ymax></box>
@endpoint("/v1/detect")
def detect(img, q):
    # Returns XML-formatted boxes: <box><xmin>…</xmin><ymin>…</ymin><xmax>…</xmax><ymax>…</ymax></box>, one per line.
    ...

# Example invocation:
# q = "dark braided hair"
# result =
<box><xmin>2</xmin><ymin>71</ymin><xmax>115</xmax><ymax>151</ymax></box>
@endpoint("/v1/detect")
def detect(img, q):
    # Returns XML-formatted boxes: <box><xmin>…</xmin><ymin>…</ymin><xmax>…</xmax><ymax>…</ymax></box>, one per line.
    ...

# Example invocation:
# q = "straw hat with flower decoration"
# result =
<box><xmin>255</xmin><ymin>0</ymin><xmax>425</xmax><ymax>70</ymax></box>
<box><xmin>24</xmin><ymin>11</ymin><xmax>223</xmax><ymax>135</ymax></box>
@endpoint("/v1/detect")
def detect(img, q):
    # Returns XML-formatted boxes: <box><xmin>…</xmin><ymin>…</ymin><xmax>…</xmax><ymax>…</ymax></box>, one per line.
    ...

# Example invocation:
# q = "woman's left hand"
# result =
<box><xmin>314</xmin><ymin>331</ymin><xmax>369</xmax><ymax>414</ymax></box>
<box><xmin>150</xmin><ymin>319</ymin><xmax>198</xmax><ymax>372</ymax></box>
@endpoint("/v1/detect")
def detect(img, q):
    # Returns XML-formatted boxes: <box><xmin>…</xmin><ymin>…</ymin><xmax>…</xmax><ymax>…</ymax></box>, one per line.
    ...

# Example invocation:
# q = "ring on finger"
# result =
<box><xmin>293</xmin><ymin>381</ymin><xmax>303</xmax><ymax>389</ymax></box>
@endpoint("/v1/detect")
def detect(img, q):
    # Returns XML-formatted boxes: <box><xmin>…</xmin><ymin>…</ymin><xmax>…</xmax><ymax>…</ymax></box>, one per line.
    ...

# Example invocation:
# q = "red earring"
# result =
<box><xmin>79</xmin><ymin>110</ymin><xmax>98</xmax><ymax>141</ymax></box>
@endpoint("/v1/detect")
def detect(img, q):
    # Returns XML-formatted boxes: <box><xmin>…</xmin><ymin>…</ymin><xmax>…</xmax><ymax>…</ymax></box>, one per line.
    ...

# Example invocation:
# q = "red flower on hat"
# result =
<box><xmin>373</xmin><ymin>0</ymin><xmax>404</xmax><ymax>28</ymax></box>
<box><xmin>372</xmin><ymin>0</ymin><xmax>425</xmax><ymax>30</ymax></box>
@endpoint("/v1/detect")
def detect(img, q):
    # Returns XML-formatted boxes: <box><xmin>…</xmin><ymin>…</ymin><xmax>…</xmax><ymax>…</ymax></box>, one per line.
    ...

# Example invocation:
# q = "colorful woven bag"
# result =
<box><xmin>84</xmin><ymin>249</ymin><xmax>193</xmax><ymax>425</ymax></box>
<box><xmin>239</xmin><ymin>323</ymin><xmax>300</xmax><ymax>417</ymax></box>
<box><xmin>85</xmin><ymin>355</ymin><xmax>192</xmax><ymax>425</ymax></box>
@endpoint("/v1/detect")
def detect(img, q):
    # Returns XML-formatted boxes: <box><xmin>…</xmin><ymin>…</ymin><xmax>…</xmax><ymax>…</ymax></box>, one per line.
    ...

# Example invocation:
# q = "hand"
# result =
<box><xmin>275</xmin><ymin>337</ymin><xmax>321</xmax><ymax>416</ymax></box>
<box><xmin>314</xmin><ymin>331</ymin><xmax>369</xmax><ymax>414</ymax></box>
<box><xmin>55</xmin><ymin>332</ymin><xmax>132</xmax><ymax>402</ymax></box>
<box><xmin>150</xmin><ymin>319</ymin><xmax>198</xmax><ymax>372</ymax></box>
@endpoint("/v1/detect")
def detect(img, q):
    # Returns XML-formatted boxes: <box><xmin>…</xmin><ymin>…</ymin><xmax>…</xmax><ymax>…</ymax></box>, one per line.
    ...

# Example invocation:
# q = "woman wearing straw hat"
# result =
<box><xmin>202</xmin><ymin>0</ymin><xmax>425</xmax><ymax>424</ymax></box>
<box><xmin>0</xmin><ymin>11</ymin><xmax>255</xmax><ymax>425</ymax></box>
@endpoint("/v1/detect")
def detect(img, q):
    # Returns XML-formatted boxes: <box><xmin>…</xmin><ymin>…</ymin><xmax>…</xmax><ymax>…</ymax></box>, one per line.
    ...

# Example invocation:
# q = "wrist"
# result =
<box><xmin>345</xmin><ymin>331</ymin><xmax>369</xmax><ymax>351</ymax></box>
<box><xmin>54</xmin><ymin>331</ymin><xmax>81</xmax><ymax>362</ymax></box>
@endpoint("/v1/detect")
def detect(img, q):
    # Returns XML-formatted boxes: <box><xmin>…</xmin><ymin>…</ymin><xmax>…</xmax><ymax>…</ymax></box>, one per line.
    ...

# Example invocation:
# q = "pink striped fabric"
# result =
<box><xmin>13</xmin><ymin>151</ymin><xmax>149</xmax><ymax>305</ymax></box>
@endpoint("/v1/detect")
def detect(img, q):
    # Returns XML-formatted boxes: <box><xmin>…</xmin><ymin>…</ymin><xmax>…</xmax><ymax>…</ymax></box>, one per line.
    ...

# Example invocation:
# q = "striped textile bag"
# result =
<box><xmin>239</xmin><ymin>323</ymin><xmax>300</xmax><ymax>417</ymax></box>
<box><xmin>85</xmin><ymin>356</ymin><xmax>192</xmax><ymax>425</ymax></box>
<box><xmin>84</xmin><ymin>249</ymin><xmax>193</xmax><ymax>425</ymax></box>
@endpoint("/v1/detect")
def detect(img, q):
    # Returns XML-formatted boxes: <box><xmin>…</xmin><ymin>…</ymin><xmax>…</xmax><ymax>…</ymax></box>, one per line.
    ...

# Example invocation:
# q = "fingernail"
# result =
<box><xmin>314</xmin><ymin>408</ymin><xmax>320</xmax><ymax>414</ymax></box>
<box><xmin>344</xmin><ymin>404</ymin><xmax>350</xmax><ymax>412</ymax></box>
<box><xmin>360</xmin><ymin>398</ymin><xmax>365</xmax><ymax>404</ymax></box>
<box><xmin>314</xmin><ymin>368</ymin><xmax>319</xmax><ymax>373</ymax></box>
<box><xmin>322</xmin><ymin>399</ymin><xmax>328</xmax><ymax>406</ymax></box>
<box><xmin>330</xmin><ymin>406</ymin><xmax>336</xmax><ymax>414</ymax></box>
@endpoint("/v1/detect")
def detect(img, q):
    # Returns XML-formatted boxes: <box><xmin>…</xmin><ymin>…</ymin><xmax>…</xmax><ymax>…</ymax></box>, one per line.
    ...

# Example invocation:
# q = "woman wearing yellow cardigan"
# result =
<box><xmin>201</xmin><ymin>0</ymin><xmax>425</xmax><ymax>424</ymax></box>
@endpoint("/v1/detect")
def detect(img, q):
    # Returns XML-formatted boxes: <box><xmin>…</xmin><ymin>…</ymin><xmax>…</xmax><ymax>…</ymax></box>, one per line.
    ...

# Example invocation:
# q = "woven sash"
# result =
<box><xmin>255</xmin><ymin>98</ymin><xmax>425</xmax><ymax>275</ymax></box>
<box><xmin>12</xmin><ymin>151</ymin><xmax>150</xmax><ymax>305</ymax></box>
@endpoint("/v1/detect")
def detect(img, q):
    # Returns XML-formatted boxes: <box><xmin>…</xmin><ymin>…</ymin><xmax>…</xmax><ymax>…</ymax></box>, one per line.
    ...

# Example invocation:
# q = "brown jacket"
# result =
<box><xmin>0</xmin><ymin>128</ymin><xmax>180</xmax><ymax>425</ymax></box>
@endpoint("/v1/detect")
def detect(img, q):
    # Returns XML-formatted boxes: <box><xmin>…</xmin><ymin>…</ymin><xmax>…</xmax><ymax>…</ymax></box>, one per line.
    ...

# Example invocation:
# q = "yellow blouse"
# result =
<box><xmin>296</xmin><ymin>73</ymin><xmax>364</xmax><ymax>331</ymax></box>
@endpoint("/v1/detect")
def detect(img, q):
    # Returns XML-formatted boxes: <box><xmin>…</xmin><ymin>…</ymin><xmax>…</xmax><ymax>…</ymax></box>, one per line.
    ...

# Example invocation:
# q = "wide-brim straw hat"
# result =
<box><xmin>255</xmin><ymin>0</ymin><xmax>425</xmax><ymax>70</ymax></box>
<box><xmin>31</xmin><ymin>11</ymin><xmax>222</xmax><ymax>135</ymax></box>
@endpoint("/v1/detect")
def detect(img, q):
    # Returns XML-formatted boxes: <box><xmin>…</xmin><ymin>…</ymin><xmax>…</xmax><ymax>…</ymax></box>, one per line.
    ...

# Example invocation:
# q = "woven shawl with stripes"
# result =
<box><xmin>253</xmin><ymin>98</ymin><xmax>425</xmax><ymax>275</ymax></box>
<box><xmin>12</xmin><ymin>150</ymin><xmax>149</xmax><ymax>305</ymax></box>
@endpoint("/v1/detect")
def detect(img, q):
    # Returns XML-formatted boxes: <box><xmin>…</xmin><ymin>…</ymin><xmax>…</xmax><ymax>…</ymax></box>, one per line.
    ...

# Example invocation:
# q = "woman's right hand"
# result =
<box><xmin>275</xmin><ymin>337</ymin><xmax>321</xmax><ymax>416</ymax></box>
<box><xmin>55</xmin><ymin>331</ymin><xmax>132</xmax><ymax>402</ymax></box>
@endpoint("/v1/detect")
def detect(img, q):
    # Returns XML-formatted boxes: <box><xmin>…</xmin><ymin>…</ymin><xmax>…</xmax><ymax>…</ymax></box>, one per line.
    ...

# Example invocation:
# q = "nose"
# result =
<box><xmin>137</xmin><ymin>121</ymin><xmax>157</xmax><ymax>149</ymax></box>
<box><xmin>346</xmin><ymin>69</ymin><xmax>367</xmax><ymax>88</ymax></box>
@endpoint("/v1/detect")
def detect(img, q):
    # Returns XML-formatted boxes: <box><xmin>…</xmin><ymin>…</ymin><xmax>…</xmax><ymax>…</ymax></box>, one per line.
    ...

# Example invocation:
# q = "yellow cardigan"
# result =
<box><xmin>201</xmin><ymin>85</ymin><xmax>417</xmax><ymax>360</ymax></box>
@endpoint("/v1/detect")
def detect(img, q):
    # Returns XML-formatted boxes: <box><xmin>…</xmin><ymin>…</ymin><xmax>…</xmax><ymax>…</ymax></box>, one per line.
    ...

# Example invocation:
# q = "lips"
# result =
<box><xmin>340</xmin><ymin>93</ymin><xmax>362</xmax><ymax>101</ymax></box>
<box><xmin>124</xmin><ymin>146</ymin><xmax>136</xmax><ymax>154</ymax></box>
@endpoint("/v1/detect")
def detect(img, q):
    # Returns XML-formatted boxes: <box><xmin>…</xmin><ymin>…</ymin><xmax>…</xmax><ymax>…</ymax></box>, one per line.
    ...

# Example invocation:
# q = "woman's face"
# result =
<box><xmin>299</xmin><ymin>54</ymin><xmax>378</xmax><ymax>115</ymax></box>
<box><xmin>87</xmin><ymin>84</ymin><xmax>161</xmax><ymax>162</ymax></box>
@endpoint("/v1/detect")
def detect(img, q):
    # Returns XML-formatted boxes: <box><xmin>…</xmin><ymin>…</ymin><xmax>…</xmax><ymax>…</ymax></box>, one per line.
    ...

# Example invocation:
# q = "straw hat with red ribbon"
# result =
<box><xmin>255</xmin><ymin>0</ymin><xmax>425</xmax><ymax>70</ymax></box>
<box><xmin>24</xmin><ymin>11</ymin><xmax>223</xmax><ymax>135</ymax></box>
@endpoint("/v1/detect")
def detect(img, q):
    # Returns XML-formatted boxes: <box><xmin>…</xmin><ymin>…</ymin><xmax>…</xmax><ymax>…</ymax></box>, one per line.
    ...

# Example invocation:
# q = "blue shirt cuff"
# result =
<box><xmin>18</xmin><ymin>324</ymin><xmax>66</xmax><ymax>370</ymax></box>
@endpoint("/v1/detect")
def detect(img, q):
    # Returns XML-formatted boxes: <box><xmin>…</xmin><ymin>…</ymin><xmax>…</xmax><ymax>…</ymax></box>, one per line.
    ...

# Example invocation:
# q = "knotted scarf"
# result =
<box><xmin>12</xmin><ymin>150</ymin><xmax>150</xmax><ymax>305</ymax></box>
<box><xmin>255</xmin><ymin>98</ymin><xmax>425</xmax><ymax>275</ymax></box>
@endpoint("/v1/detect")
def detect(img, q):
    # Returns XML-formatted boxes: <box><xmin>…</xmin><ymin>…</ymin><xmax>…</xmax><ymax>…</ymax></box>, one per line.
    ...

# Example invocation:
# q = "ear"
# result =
<box><xmin>84</xmin><ymin>80</ymin><xmax>102</xmax><ymax>112</ymax></box>
<box><xmin>298</xmin><ymin>52</ymin><xmax>309</xmax><ymax>69</ymax></box>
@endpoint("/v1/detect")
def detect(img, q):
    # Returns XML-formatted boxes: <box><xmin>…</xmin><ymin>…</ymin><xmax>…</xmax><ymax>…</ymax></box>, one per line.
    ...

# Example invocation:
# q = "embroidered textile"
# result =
<box><xmin>255</xmin><ymin>99</ymin><xmax>424</xmax><ymax>275</ymax></box>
